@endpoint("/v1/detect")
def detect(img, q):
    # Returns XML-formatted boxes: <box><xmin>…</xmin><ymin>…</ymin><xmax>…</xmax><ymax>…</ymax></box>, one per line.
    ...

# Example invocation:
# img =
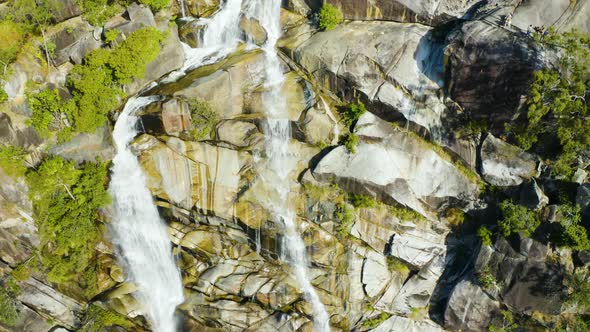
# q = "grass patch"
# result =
<box><xmin>362</xmin><ymin>312</ymin><xmax>391</xmax><ymax>329</ymax></box>
<box><xmin>187</xmin><ymin>98</ymin><xmax>218</xmax><ymax>141</ymax></box>
<box><xmin>349</xmin><ymin>193</ymin><xmax>377</xmax><ymax>209</ymax></box>
<box><xmin>335</xmin><ymin>202</ymin><xmax>355</xmax><ymax>238</ymax></box>
<box><xmin>318</xmin><ymin>3</ymin><xmax>343</xmax><ymax>31</ymax></box>
<box><xmin>0</xmin><ymin>144</ymin><xmax>27</xmax><ymax>178</ymax></box>
<box><xmin>340</xmin><ymin>133</ymin><xmax>359</xmax><ymax>153</ymax></box>
<box><xmin>386</xmin><ymin>256</ymin><xmax>410</xmax><ymax>275</ymax></box>
<box><xmin>80</xmin><ymin>304</ymin><xmax>134</xmax><ymax>332</ymax></box>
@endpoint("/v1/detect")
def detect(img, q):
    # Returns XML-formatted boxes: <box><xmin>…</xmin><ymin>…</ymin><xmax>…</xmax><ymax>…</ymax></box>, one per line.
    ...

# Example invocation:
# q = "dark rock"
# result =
<box><xmin>444</xmin><ymin>277</ymin><xmax>500</xmax><ymax>331</ymax></box>
<box><xmin>445</xmin><ymin>20</ymin><xmax>544</xmax><ymax>130</ymax></box>
<box><xmin>104</xmin><ymin>4</ymin><xmax>156</xmax><ymax>38</ymax></box>
<box><xmin>577</xmin><ymin>184</ymin><xmax>590</xmax><ymax>215</ymax></box>
<box><xmin>518</xmin><ymin>180</ymin><xmax>548</xmax><ymax>210</ymax></box>
<box><xmin>52</xmin><ymin>19</ymin><xmax>103</xmax><ymax>66</ymax></box>
<box><xmin>52</xmin><ymin>0</ymin><xmax>82</xmax><ymax>23</ymax></box>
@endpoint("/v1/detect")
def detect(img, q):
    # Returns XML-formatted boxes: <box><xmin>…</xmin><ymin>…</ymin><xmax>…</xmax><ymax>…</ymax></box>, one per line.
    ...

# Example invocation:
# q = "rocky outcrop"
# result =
<box><xmin>480</xmin><ymin>134</ymin><xmax>539</xmax><ymax>187</ymax></box>
<box><xmin>326</xmin><ymin>0</ymin><xmax>481</xmax><ymax>25</ymax></box>
<box><xmin>49</xmin><ymin>125</ymin><xmax>115</xmax><ymax>163</ymax></box>
<box><xmin>186</xmin><ymin>0</ymin><xmax>220</xmax><ymax>18</ymax></box>
<box><xmin>289</xmin><ymin>20</ymin><xmax>447</xmax><ymax>135</ymax></box>
<box><xmin>445</xmin><ymin>20</ymin><xmax>543</xmax><ymax>129</ymax></box>
<box><xmin>52</xmin><ymin>18</ymin><xmax>103</xmax><ymax>66</ymax></box>
<box><xmin>313</xmin><ymin>113</ymin><xmax>479</xmax><ymax>219</ymax></box>
<box><xmin>512</xmin><ymin>0</ymin><xmax>590</xmax><ymax>35</ymax></box>
<box><xmin>475</xmin><ymin>237</ymin><xmax>567</xmax><ymax>315</ymax></box>
<box><xmin>374</xmin><ymin>315</ymin><xmax>444</xmax><ymax>332</ymax></box>
<box><xmin>444</xmin><ymin>278</ymin><xmax>500</xmax><ymax>331</ymax></box>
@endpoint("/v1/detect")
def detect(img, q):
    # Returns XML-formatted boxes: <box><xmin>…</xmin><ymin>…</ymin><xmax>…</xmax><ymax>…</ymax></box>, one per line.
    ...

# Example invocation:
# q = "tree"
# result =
<box><xmin>318</xmin><ymin>3</ymin><xmax>343</xmax><ymax>31</ymax></box>
<box><xmin>0</xmin><ymin>145</ymin><xmax>27</xmax><ymax>178</ymax></box>
<box><xmin>509</xmin><ymin>29</ymin><xmax>590</xmax><ymax>177</ymax></box>
<box><xmin>0</xmin><ymin>20</ymin><xmax>25</xmax><ymax>75</ymax></box>
<box><xmin>498</xmin><ymin>201</ymin><xmax>540</xmax><ymax>238</ymax></box>
<box><xmin>108</xmin><ymin>27</ymin><xmax>165</xmax><ymax>83</ymax></box>
<box><xmin>26</xmin><ymin>88</ymin><xmax>62</xmax><ymax>137</ymax></box>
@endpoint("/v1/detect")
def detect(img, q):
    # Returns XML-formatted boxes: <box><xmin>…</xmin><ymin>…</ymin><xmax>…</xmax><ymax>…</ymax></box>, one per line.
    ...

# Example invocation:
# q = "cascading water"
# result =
<box><xmin>109</xmin><ymin>96</ymin><xmax>184</xmax><ymax>332</ymax></box>
<box><xmin>246</xmin><ymin>1</ymin><xmax>331</xmax><ymax>331</ymax></box>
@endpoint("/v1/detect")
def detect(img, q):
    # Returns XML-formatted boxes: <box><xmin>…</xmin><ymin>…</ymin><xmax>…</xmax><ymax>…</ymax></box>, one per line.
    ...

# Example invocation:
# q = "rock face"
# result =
<box><xmin>289</xmin><ymin>21</ymin><xmax>447</xmax><ymax>135</ymax></box>
<box><xmin>445</xmin><ymin>20</ymin><xmax>543</xmax><ymax>129</ymax></box>
<box><xmin>444</xmin><ymin>278</ymin><xmax>500</xmax><ymax>331</ymax></box>
<box><xmin>512</xmin><ymin>0</ymin><xmax>590</xmax><ymax>35</ymax></box>
<box><xmin>326</xmin><ymin>0</ymin><xmax>480</xmax><ymax>25</ymax></box>
<box><xmin>49</xmin><ymin>125</ymin><xmax>115</xmax><ymax>163</ymax></box>
<box><xmin>52</xmin><ymin>18</ymin><xmax>103</xmax><ymax>66</ymax></box>
<box><xmin>313</xmin><ymin>113</ymin><xmax>479</xmax><ymax>219</ymax></box>
<box><xmin>480</xmin><ymin>134</ymin><xmax>539</xmax><ymax>187</ymax></box>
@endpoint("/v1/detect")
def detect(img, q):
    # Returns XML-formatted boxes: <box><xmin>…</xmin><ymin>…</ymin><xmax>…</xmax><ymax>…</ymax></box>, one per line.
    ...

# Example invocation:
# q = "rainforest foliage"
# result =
<box><xmin>26</xmin><ymin>157</ymin><xmax>110</xmax><ymax>298</ymax></box>
<box><xmin>509</xmin><ymin>29</ymin><xmax>590</xmax><ymax>178</ymax></box>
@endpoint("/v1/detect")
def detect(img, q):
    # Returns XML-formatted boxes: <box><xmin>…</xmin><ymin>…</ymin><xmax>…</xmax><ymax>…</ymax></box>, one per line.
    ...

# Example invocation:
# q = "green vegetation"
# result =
<box><xmin>341</xmin><ymin>133</ymin><xmax>359</xmax><ymax>153</ymax></box>
<box><xmin>27</xmin><ymin>157</ymin><xmax>110</xmax><ymax>297</ymax></box>
<box><xmin>386</xmin><ymin>256</ymin><xmax>410</xmax><ymax>275</ymax></box>
<box><xmin>477</xmin><ymin>265</ymin><xmax>497</xmax><ymax>290</ymax></box>
<box><xmin>0</xmin><ymin>88</ymin><xmax>8</xmax><ymax>103</ymax></box>
<box><xmin>303</xmin><ymin>183</ymin><xmax>345</xmax><ymax>204</ymax></box>
<box><xmin>77</xmin><ymin>0</ymin><xmax>121</xmax><ymax>26</ymax></box>
<box><xmin>335</xmin><ymin>202</ymin><xmax>355</xmax><ymax>238</ymax></box>
<box><xmin>443</xmin><ymin>207</ymin><xmax>465</xmax><ymax>227</ymax></box>
<box><xmin>188</xmin><ymin>98</ymin><xmax>218</xmax><ymax>141</ymax></box>
<box><xmin>489</xmin><ymin>310</ymin><xmax>518</xmax><ymax>332</ymax></box>
<box><xmin>477</xmin><ymin>226</ymin><xmax>493</xmax><ymax>246</ymax></box>
<box><xmin>26</xmin><ymin>88</ymin><xmax>61</xmax><ymax>137</ymax></box>
<box><xmin>362</xmin><ymin>312</ymin><xmax>391</xmax><ymax>329</ymax></box>
<box><xmin>339</xmin><ymin>101</ymin><xmax>366</xmax><ymax>128</ymax></box>
<box><xmin>138</xmin><ymin>0</ymin><xmax>169</xmax><ymax>11</ymax></box>
<box><xmin>80</xmin><ymin>304</ymin><xmax>134</xmax><ymax>332</ymax></box>
<box><xmin>104</xmin><ymin>29</ymin><xmax>119</xmax><ymax>45</ymax></box>
<box><xmin>498</xmin><ymin>201</ymin><xmax>540</xmax><ymax>238</ymax></box>
<box><xmin>0</xmin><ymin>20</ymin><xmax>25</xmax><ymax>72</ymax></box>
<box><xmin>318</xmin><ymin>3</ymin><xmax>343</xmax><ymax>31</ymax></box>
<box><xmin>349</xmin><ymin>193</ymin><xmax>377</xmax><ymax>209</ymax></box>
<box><xmin>565</xmin><ymin>272</ymin><xmax>590</xmax><ymax>312</ymax></box>
<box><xmin>509</xmin><ymin>29</ymin><xmax>590</xmax><ymax>177</ymax></box>
<box><xmin>0</xmin><ymin>278</ymin><xmax>21</xmax><ymax>327</ymax></box>
<box><xmin>0</xmin><ymin>145</ymin><xmax>27</xmax><ymax>177</ymax></box>
<box><xmin>388</xmin><ymin>205</ymin><xmax>424</xmax><ymax>221</ymax></box>
<box><xmin>553</xmin><ymin>205</ymin><xmax>590</xmax><ymax>251</ymax></box>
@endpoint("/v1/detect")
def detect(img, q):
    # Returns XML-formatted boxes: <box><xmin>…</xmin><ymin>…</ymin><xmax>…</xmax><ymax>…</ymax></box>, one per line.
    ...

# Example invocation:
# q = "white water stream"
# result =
<box><xmin>109</xmin><ymin>96</ymin><xmax>184</xmax><ymax>332</ymax></box>
<box><xmin>246</xmin><ymin>1</ymin><xmax>331</xmax><ymax>331</ymax></box>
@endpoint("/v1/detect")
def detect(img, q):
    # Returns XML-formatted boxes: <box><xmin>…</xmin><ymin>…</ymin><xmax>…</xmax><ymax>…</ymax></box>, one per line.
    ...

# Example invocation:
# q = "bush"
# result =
<box><xmin>388</xmin><ymin>205</ymin><xmax>424</xmax><ymax>221</ymax></box>
<box><xmin>318</xmin><ymin>3</ymin><xmax>343</xmax><ymax>31</ymax></box>
<box><xmin>104</xmin><ymin>29</ymin><xmax>119</xmax><ymax>44</ymax></box>
<box><xmin>554</xmin><ymin>205</ymin><xmax>590</xmax><ymax>251</ymax></box>
<box><xmin>349</xmin><ymin>194</ymin><xmax>377</xmax><ymax>209</ymax></box>
<box><xmin>0</xmin><ymin>88</ymin><xmax>7</xmax><ymax>103</ymax></box>
<box><xmin>0</xmin><ymin>145</ymin><xmax>26</xmax><ymax>178</ymax></box>
<box><xmin>341</xmin><ymin>133</ymin><xmax>359</xmax><ymax>153</ymax></box>
<box><xmin>108</xmin><ymin>27</ymin><xmax>165</xmax><ymax>83</ymax></box>
<box><xmin>477</xmin><ymin>226</ymin><xmax>493</xmax><ymax>246</ymax></box>
<box><xmin>386</xmin><ymin>256</ymin><xmax>410</xmax><ymax>275</ymax></box>
<box><xmin>188</xmin><ymin>98</ymin><xmax>218</xmax><ymax>141</ymax></box>
<box><xmin>138</xmin><ymin>0</ymin><xmax>169</xmax><ymax>11</ymax></box>
<box><xmin>27</xmin><ymin>157</ymin><xmax>110</xmax><ymax>296</ymax></box>
<box><xmin>335</xmin><ymin>202</ymin><xmax>355</xmax><ymax>238</ymax></box>
<box><xmin>498</xmin><ymin>201</ymin><xmax>539</xmax><ymax>238</ymax></box>
<box><xmin>80</xmin><ymin>304</ymin><xmax>134</xmax><ymax>332</ymax></box>
<box><xmin>489</xmin><ymin>310</ymin><xmax>518</xmax><ymax>332</ymax></box>
<box><xmin>477</xmin><ymin>265</ymin><xmax>496</xmax><ymax>290</ymax></box>
<box><xmin>0</xmin><ymin>20</ymin><xmax>25</xmax><ymax>68</ymax></box>
<box><xmin>339</xmin><ymin>101</ymin><xmax>366</xmax><ymax>128</ymax></box>
<box><xmin>362</xmin><ymin>312</ymin><xmax>391</xmax><ymax>329</ymax></box>
<box><xmin>444</xmin><ymin>207</ymin><xmax>465</xmax><ymax>227</ymax></box>
<box><xmin>26</xmin><ymin>88</ymin><xmax>61</xmax><ymax>137</ymax></box>
<box><xmin>76</xmin><ymin>0</ymin><xmax>120</xmax><ymax>26</ymax></box>
<box><xmin>0</xmin><ymin>286</ymin><xmax>18</xmax><ymax>326</ymax></box>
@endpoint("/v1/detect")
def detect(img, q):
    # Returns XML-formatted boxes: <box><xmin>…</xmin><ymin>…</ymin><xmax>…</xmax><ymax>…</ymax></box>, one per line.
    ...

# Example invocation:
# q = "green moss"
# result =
<box><xmin>477</xmin><ymin>226</ymin><xmax>493</xmax><ymax>246</ymax></box>
<box><xmin>318</xmin><ymin>3</ymin><xmax>343</xmax><ymax>31</ymax></box>
<box><xmin>386</xmin><ymin>256</ymin><xmax>410</xmax><ymax>275</ymax></box>
<box><xmin>187</xmin><ymin>98</ymin><xmax>218</xmax><ymax>141</ymax></box>
<box><xmin>76</xmin><ymin>0</ymin><xmax>121</xmax><ymax>26</ymax></box>
<box><xmin>138</xmin><ymin>0</ymin><xmax>169</xmax><ymax>11</ymax></box>
<box><xmin>80</xmin><ymin>304</ymin><xmax>134</xmax><ymax>332</ymax></box>
<box><xmin>335</xmin><ymin>202</ymin><xmax>355</xmax><ymax>238</ymax></box>
<box><xmin>339</xmin><ymin>101</ymin><xmax>366</xmax><ymax>128</ymax></box>
<box><xmin>0</xmin><ymin>145</ymin><xmax>26</xmax><ymax>178</ymax></box>
<box><xmin>0</xmin><ymin>87</ymin><xmax>7</xmax><ymax>103</ymax></box>
<box><xmin>349</xmin><ymin>194</ymin><xmax>377</xmax><ymax>209</ymax></box>
<box><xmin>26</xmin><ymin>157</ymin><xmax>110</xmax><ymax>298</ymax></box>
<box><xmin>387</xmin><ymin>205</ymin><xmax>424</xmax><ymax>221</ymax></box>
<box><xmin>11</xmin><ymin>264</ymin><xmax>31</xmax><ymax>282</ymax></box>
<box><xmin>362</xmin><ymin>312</ymin><xmax>391</xmax><ymax>329</ymax></box>
<box><xmin>104</xmin><ymin>29</ymin><xmax>119</xmax><ymax>45</ymax></box>
<box><xmin>0</xmin><ymin>279</ymin><xmax>19</xmax><ymax>327</ymax></box>
<box><xmin>443</xmin><ymin>207</ymin><xmax>465</xmax><ymax>227</ymax></box>
<box><xmin>341</xmin><ymin>133</ymin><xmax>359</xmax><ymax>153</ymax></box>
<box><xmin>303</xmin><ymin>183</ymin><xmax>345</xmax><ymax>204</ymax></box>
<box><xmin>0</xmin><ymin>20</ymin><xmax>25</xmax><ymax>68</ymax></box>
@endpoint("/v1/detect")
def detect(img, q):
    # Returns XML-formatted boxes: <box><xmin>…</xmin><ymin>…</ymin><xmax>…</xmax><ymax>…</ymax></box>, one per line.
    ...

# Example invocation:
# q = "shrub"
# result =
<box><xmin>138</xmin><ymin>0</ymin><xmax>169</xmax><ymax>11</ymax></box>
<box><xmin>386</xmin><ymin>256</ymin><xmax>410</xmax><ymax>275</ymax></box>
<box><xmin>77</xmin><ymin>0</ymin><xmax>120</xmax><ymax>26</ymax></box>
<box><xmin>104</xmin><ymin>29</ymin><xmax>119</xmax><ymax>44</ymax></box>
<box><xmin>0</xmin><ymin>87</ymin><xmax>8</xmax><ymax>103</ymax></box>
<box><xmin>341</xmin><ymin>133</ymin><xmax>359</xmax><ymax>153</ymax></box>
<box><xmin>0</xmin><ymin>286</ymin><xmax>18</xmax><ymax>326</ymax></box>
<box><xmin>108</xmin><ymin>27</ymin><xmax>165</xmax><ymax>83</ymax></box>
<box><xmin>0</xmin><ymin>145</ymin><xmax>26</xmax><ymax>178</ymax></box>
<box><xmin>554</xmin><ymin>205</ymin><xmax>590</xmax><ymax>251</ymax></box>
<box><xmin>0</xmin><ymin>20</ymin><xmax>25</xmax><ymax>68</ymax></box>
<box><xmin>362</xmin><ymin>312</ymin><xmax>390</xmax><ymax>329</ymax></box>
<box><xmin>318</xmin><ymin>3</ymin><xmax>343</xmax><ymax>31</ymax></box>
<box><xmin>477</xmin><ymin>265</ymin><xmax>496</xmax><ymax>290</ymax></box>
<box><xmin>489</xmin><ymin>310</ymin><xmax>518</xmax><ymax>332</ymax></box>
<box><xmin>188</xmin><ymin>98</ymin><xmax>218</xmax><ymax>141</ymax></box>
<box><xmin>444</xmin><ymin>207</ymin><xmax>465</xmax><ymax>227</ymax></box>
<box><xmin>477</xmin><ymin>226</ymin><xmax>493</xmax><ymax>246</ymax></box>
<box><xmin>335</xmin><ymin>202</ymin><xmax>355</xmax><ymax>238</ymax></box>
<box><xmin>349</xmin><ymin>194</ymin><xmax>377</xmax><ymax>209</ymax></box>
<box><xmin>80</xmin><ymin>304</ymin><xmax>134</xmax><ymax>332</ymax></box>
<box><xmin>339</xmin><ymin>101</ymin><xmax>366</xmax><ymax>128</ymax></box>
<box><xmin>498</xmin><ymin>201</ymin><xmax>540</xmax><ymax>238</ymax></box>
<box><xmin>26</xmin><ymin>88</ymin><xmax>61</xmax><ymax>137</ymax></box>
<box><xmin>26</xmin><ymin>157</ymin><xmax>110</xmax><ymax>296</ymax></box>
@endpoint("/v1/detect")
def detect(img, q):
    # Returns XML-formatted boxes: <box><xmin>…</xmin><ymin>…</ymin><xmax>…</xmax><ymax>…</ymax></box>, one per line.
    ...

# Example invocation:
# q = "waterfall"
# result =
<box><xmin>109</xmin><ymin>96</ymin><xmax>184</xmax><ymax>332</ymax></box>
<box><xmin>178</xmin><ymin>0</ymin><xmax>186</xmax><ymax>18</ymax></box>
<box><xmin>246</xmin><ymin>1</ymin><xmax>331</xmax><ymax>331</ymax></box>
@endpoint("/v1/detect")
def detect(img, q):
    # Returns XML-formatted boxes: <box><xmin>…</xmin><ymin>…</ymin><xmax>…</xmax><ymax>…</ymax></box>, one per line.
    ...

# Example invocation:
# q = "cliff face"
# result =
<box><xmin>1</xmin><ymin>0</ymin><xmax>589</xmax><ymax>331</ymax></box>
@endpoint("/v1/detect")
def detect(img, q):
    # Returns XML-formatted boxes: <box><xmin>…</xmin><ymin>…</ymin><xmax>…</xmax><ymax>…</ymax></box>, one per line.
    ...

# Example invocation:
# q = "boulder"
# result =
<box><xmin>216</xmin><ymin>119</ymin><xmax>259</xmax><ymax>148</ymax></box>
<box><xmin>178</xmin><ymin>20</ymin><xmax>204</xmax><ymax>48</ymax></box>
<box><xmin>49</xmin><ymin>125</ymin><xmax>115</xmax><ymax>163</ymax></box>
<box><xmin>361</xmin><ymin>250</ymin><xmax>391</xmax><ymax>298</ymax></box>
<box><xmin>325</xmin><ymin>0</ymin><xmax>480</xmax><ymax>25</ymax></box>
<box><xmin>53</xmin><ymin>0</ymin><xmax>82</xmax><ymax>23</ymax></box>
<box><xmin>518</xmin><ymin>180</ymin><xmax>548</xmax><ymax>210</ymax></box>
<box><xmin>480</xmin><ymin>134</ymin><xmax>539</xmax><ymax>187</ymax></box>
<box><xmin>104</xmin><ymin>3</ymin><xmax>156</xmax><ymax>37</ymax></box>
<box><xmin>313</xmin><ymin>123</ymin><xmax>479</xmax><ymax>219</ymax></box>
<box><xmin>389</xmin><ymin>230</ymin><xmax>446</xmax><ymax>270</ymax></box>
<box><xmin>290</xmin><ymin>20</ymin><xmax>448</xmax><ymax>135</ymax></box>
<box><xmin>444</xmin><ymin>278</ymin><xmax>500</xmax><ymax>331</ymax></box>
<box><xmin>475</xmin><ymin>237</ymin><xmax>567</xmax><ymax>315</ymax></box>
<box><xmin>512</xmin><ymin>0</ymin><xmax>590</xmax><ymax>35</ymax></box>
<box><xmin>445</xmin><ymin>20</ymin><xmax>544</xmax><ymax>129</ymax></box>
<box><xmin>301</xmin><ymin>104</ymin><xmax>338</xmax><ymax>146</ymax></box>
<box><xmin>240</xmin><ymin>15</ymin><xmax>267</xmax><ymax>46</ymax></box>
<box><xmin>283</xmin><ymin>0</ymin><xmax>312</xmax><ymax>16</ymax></box>
<box><xmin>373</xmin><ymin>315</ymin><xmax>443</xmax><ymax>332</ymax></box>
<box><xmin>186</xmin><ymin>0</ymin><xmax>220</xmax><ymax>18</ymax></box>
<box><xmin>52</xmin><ymin>18</ymin><xmax>103</xmax><ymax>66</ymax></box>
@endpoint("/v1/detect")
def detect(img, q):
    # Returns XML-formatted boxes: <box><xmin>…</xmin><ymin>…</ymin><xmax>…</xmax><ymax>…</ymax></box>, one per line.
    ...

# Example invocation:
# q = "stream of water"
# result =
<box><xmin>109</xmin><ymin>97</ymin><xmax>184</xmax><ymax>332</ymax></box>
<box><xmin>246</xmin><ymin>1</ymin><xmax>331</xmax><ymax>331</ymax></box>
